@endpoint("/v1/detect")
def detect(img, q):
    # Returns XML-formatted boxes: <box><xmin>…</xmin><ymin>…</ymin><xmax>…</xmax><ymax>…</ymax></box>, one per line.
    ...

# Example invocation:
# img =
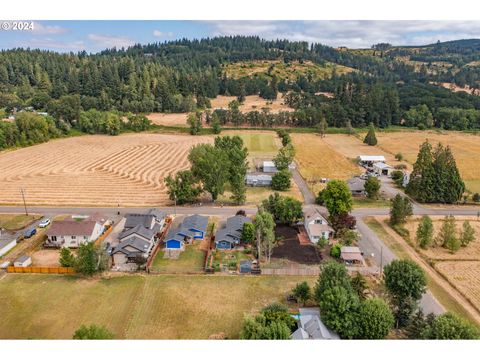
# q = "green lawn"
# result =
<box><xmin>0</xmin><ymin>213</ymin><xmax>42</xmax><ymax>231</ymax></box>
<box><xmin>212</xmin><ymin>249</ymin><xmax>253</xmax><ymax>271</ymax></box>
<box><xmin>151</xmin><ymin>241</ymin><xmax>206</xmax><ymax>273</ymax></box>
<box><xmin>0</xmin><ymin>274</ymin><xmax>315</xmax><ymax>339</ymax></box>
<box><xmin>222</xmin><ymin>132</ymin><xmax>278</xmax><ymax>155</ymax></box>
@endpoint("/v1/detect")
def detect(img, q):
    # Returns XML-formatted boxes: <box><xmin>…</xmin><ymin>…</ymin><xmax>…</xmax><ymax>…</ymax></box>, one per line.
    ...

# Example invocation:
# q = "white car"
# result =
<box><xmin>38</xmin><ymin>218</ymin><xmax>51</xmax><ymax>228</ymax></box>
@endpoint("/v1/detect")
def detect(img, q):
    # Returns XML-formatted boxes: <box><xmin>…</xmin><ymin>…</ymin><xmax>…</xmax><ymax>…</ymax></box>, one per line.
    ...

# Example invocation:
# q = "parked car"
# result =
<box><xmin>23</xmin><ymin>228</ymin><xmax>37</xmax><ymax>238</ymax></box>
<box><xmin>38</xmin><ymin>218</ymin><xmax>51</xmax><ymax>228</ymax></box>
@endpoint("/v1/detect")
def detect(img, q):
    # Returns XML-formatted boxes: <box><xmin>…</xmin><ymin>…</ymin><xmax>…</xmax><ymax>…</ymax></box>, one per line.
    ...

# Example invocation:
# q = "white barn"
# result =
<box><xmin>358</xmin><ymin>155</ymin><xmax>386</xmax><ymax>167</ymax></box>
<box><xmin>262</xmin><ymin>161</ymin><xmax>278</xmax><ymax>173</ymax></box>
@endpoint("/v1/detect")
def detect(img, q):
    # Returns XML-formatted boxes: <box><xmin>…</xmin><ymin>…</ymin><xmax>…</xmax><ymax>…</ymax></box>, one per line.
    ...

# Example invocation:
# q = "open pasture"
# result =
<box><xmin>0</xmin><ymin>133</ymin><xmax>212</xmax><ymax>207</ymax></box>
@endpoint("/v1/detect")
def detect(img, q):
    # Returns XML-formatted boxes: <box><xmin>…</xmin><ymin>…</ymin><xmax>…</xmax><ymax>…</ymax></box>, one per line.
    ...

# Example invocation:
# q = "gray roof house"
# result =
<box><xmin>347</xmin><ymin>177</ymin><xmax>366</xmax><ymax>196</ymax></box>
<box><xmin>215</xmin><ymin>215</ymin><xmax>252</xmax><ymax>250</ymax></box>
<box><xmin>119</xmin><ymin>223</ymin><xmax>161</xmax><ymax>243</ymax></box>
<box><xmin>124</xmin><ymin>208</ymin><xmax>167</xmax><ymax>230</ymax></box>
<box><xmin>246</xmin><ymin>174</ymin><xmax>272</xmax><ymax>187</ymax></box>
<box><xmin>291</xmin><ymin>308</ymin><xmax>340</xmax><ymax>340</ymax></box>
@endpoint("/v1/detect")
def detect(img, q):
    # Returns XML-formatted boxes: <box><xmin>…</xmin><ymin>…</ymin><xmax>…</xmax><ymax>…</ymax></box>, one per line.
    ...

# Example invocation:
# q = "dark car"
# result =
<box><xmin>24</xmin><ymin>228</ymin><xmax>37</xmax><ymax>238</ymax></box>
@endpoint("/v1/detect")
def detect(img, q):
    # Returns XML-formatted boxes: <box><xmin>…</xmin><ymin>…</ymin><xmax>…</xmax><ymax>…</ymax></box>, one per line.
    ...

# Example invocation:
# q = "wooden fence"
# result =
<box><xmin>261</xmin><ymin>267</ymin><xmax>321</xmax><ymax>276</ymax></box>
<box><xmin>7</xmin><ymin>266</ymin><xmax>75</xmax><ymax>274</ymax></box>
<box><xmin>95</xmin><ymin>225</ymin><xmax>113</xmax><ymax>246</ymax></box>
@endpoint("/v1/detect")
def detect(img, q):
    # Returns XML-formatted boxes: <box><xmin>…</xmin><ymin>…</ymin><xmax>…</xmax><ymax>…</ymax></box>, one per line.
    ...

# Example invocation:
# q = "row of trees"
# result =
<box><xmin>165</xmin><ymin>135</ymin><xmax>248</xmax><ymax>204</ymax></box>
<box><xmin>59</xmin><ymin>242</ymin><xmax>108</xmax><ymax>276</ymax></box>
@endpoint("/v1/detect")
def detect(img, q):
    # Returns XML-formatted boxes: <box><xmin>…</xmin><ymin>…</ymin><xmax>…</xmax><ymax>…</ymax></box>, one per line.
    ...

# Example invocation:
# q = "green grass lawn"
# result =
<box><xmin>352</xmin><ymin>197</ymin><xmax>391</xmax><ymax>208</ymax></box>
<box><xmin>0</xmin><ymin>274</ymin><xmax>315</xmax><ymax>339</ymax></box>
<box><xmin>212</xmin><ymin>250</ymin><xmax>253</xmax><ymax>271</ymax></box>
<box><xmin>151</xmin><ymin>241</ymin><xmax>206</xmax><ymax>273</ymax></box>
<box><xmin>223</xmin><ymin>132</ymin><xmax>278</xmax><ymax>155</ymax></box>
<box><xmin>0</xmin><ymin>213</ymin><xmax>42</xmax><ymax>231</ymax></box>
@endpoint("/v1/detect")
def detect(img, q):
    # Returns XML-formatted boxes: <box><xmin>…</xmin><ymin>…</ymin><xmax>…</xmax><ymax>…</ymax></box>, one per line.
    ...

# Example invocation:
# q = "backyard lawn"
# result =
<box><xmin>0</xmin><ymin>274</ymin><xmax>315</xmax><ymax>339</ymax></box>
<box><xmin>0</xmin><ymin>213</ymin><xmax>42</xmax><ymax>231</ymax></box>
<box><xmin>151</xmin><ymin>241</ymin><xmax>206</xmax><ymax>273</ymax></box>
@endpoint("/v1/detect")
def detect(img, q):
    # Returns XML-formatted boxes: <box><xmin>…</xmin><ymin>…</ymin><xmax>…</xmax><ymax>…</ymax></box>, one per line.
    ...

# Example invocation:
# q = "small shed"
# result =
<box><xmin>373</xmin><ymin>162</ymin><xmax>394</xmax><ymax>176</ymax></box>
<box><xmin>262</xmin><ymin>161</ymin><xmax>278</xmax><ymax>173</ymax></box>
<box><xmin>340</xmin><ymin>246</ymin><xmax>364</xmax><ymax>265</ymax></box>
<box><xmin>14</xmin><ymin>255</ymin><xmax>32</xmax><ymax>267</ymax></box>
<box><xmin>239</xmin><ymin>260</ymin><xmax>252</xmax><ymax>274</ymax></box>
<box><xmin>0</xmin><ymin>238</ymin><xmax>17</xmax><ymax>257</ymax></box>
<box><xmin>246</xmin><ymin>174</ymin><xmax>272</xmax><ymax>187</ymax></box>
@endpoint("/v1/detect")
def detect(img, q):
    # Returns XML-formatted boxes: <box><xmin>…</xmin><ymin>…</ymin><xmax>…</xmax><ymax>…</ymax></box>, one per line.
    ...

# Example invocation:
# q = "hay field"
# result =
<box><xmin>375</xmin><ymin>131</ymin><xmax>480</xmax><ymax>191</ymax></box>
<box><xmin>435</xmin><ymin>261</ymin><xmax>480</xmax><ymax>311</ymax></box>
<box><xmin>291</xmin><ymin>133</ymin><xmax>361</xmax><ymax>194</ymax></box>
<box><xmin>146</xmin><ymin>113</ymin><xmax>188</xmax><ymax>127</ymax></box>
<box><xmin>0</xmin><ymin>133</ymin><xmax>211</xmax><ymax>206</ymax></box>
<box><xmin>0</xmin><ymin>274</ymin><xmax>313</xmax><ymax>339</ymax></box>
<box><xmin>404</xmin><ymin>216</ymin><xmax>480</xmax><ymax>261</ymax></box>
<box><xmin>211</xmin><ymin>94</ymin><xmax>294</xmax><ymax>114</ymax></box>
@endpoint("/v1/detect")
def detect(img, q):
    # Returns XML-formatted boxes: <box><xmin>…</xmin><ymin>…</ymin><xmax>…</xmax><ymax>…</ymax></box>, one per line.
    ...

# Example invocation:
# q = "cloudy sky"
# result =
<box><xmin>1</xmin><ymin>20</ymin><xmax>480</xmax><ymax>52</ymax></box>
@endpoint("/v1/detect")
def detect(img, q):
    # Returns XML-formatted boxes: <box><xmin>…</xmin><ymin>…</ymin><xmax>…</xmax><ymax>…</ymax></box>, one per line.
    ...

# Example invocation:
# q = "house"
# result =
<box><xmin>245</xmin><ymin>174</ymin><xmax>272</xmax><ymax>187</ymax></box>
<box><xmin>347</xmin><ymin>177</ymin><xmax>366</xmax><ymax>196</ymax></box>
<box><xmin>46</xmin><ymin>218</ymin><xmax>105</xmax><ymax>248</ymax></box>
<box><xmin>358</xmin><ymin>155</ymin><xmax>386</xmax><ymax>168</ymax></box>
<box><xmin>373</xmin><ymin>162</ymin><xmax>394</xmax><ymax>176</ymax></box>
<box><xmin>340</xmin><ymin>246</ymin><xmax>364</xmax><ymax>265</ymax></box>
<box><xmin>164</xmin><ymin>214</ymin><xmax>209</xmax><ymax>250</ymax></box>
<box><xmin>304</xmin><ymin>209</ymin><xmax>334</xmax><ymax>244</ymax></box>
<box><xmin>291</xmin><ymin>308</ymin><xmax>340</xmax><ymax>340</ymax></box>
<box><xmin>14</xmin><ymin>255</ymin><xmax>32</xmax><ymax>267</ymax></box>
<box><xmin>124</xmin><ymin>208</ymin><xmax>166</xmax><ymax>230</ymax></box>
<box><xmin>0</xmin><ymin>238</ymin><xmax>17</xmax><ymax>257</ymax></box>
<box><xmin>118</xmin><ymin>223</ymin><xmax>160</xmax><ymax>243</ymax></box>
<box><xmin>214</xmin><ymin>215</ymin><xmax>252</xmax><ymax>250</ymax></box>
<box><xmin>262</xmin><ymin>160</ymin><xmax>278</xmax><ymax>173</ymax></box>
<box><xmin>111</xmin><ymin>236</ymin><xmax>153</xmax><ymax>265</ymax></box>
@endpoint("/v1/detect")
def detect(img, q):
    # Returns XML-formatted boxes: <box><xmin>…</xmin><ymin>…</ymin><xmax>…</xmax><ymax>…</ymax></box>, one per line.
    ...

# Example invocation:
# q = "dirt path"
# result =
<box><xmin>376</xmin><ymin>217</ymin><xmax>480</xmax><ymax>325</ymax></box>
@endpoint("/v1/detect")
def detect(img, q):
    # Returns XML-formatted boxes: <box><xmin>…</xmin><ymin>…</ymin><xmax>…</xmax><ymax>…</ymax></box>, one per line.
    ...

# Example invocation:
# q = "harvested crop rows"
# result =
<box><xmin>0</xmin><ymin>134</ymin><xmax>211</xmax><ymax>206</ymax></box>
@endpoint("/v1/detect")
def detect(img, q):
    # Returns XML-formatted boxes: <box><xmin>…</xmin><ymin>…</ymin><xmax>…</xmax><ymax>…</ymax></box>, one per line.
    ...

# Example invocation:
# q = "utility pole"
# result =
<box><xmin>20</xmin><ymin>188</ymin><xmax>28</xmax><ymax>216</ymax></box>
<box><xmin>174</xmin><ymin>192</ymin><xmax>177</xmax><ymax>216</ymax></box>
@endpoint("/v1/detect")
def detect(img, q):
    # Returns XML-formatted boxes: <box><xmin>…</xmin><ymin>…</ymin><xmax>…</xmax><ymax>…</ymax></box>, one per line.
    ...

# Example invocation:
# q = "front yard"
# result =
<box><xmin>0</xmin><ymin>213</ymin><xmax>42</xmax><ymax>231</ymax></box>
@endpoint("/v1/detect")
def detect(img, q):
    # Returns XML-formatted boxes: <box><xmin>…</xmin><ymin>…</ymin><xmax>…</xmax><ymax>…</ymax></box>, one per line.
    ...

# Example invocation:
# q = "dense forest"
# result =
<box><xmin>1</xmin><ymin>36</ymin><xmax>480</xmax><ymax>149</ymax></box>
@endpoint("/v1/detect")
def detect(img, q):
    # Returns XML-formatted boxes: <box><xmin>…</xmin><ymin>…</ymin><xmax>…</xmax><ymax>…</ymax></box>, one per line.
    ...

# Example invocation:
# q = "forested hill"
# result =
<box><xmin>1</xmin><ymin>36</ymin><xmax>480</xmax><ymax>149</ymax></box>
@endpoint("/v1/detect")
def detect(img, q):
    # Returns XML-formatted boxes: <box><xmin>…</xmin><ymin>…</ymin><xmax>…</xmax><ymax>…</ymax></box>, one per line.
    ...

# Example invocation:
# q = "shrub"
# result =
<box><xmin>330</xmin><ymin>244</ymin><xmax>342</xmax><ymax>258</ymax></box>
<box><xmin>271</xmin><ymin>170</ymin><xmax>291</xmax><ymax>191</ymax></box>
<box><xmin>394</xmin><ymin>164</ymin><xmax>407</xmax><ymax>170</ymax></box>
<box><xmin>395</xmin><ymin>153</ymin><xmax>403</xmax><ymax>161</ymax></box>
<box><xmin>473</xmin><ymin>193</ymin><xmax>480</xmax><ymax>202</ymax></box>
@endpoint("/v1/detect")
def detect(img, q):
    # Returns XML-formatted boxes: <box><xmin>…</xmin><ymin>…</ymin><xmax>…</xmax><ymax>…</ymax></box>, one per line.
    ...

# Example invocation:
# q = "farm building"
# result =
<box><xmin>347</xmin><ymin>177</ymin><xmax>366</xmax><ymax>196</ymax></box>
<box><xmin>357</xmin><ymin>155</ymin><xmax>386</xmax><ymax>168</ymax></box>
<box><xmin>124</xmin><ymin>208</ymin><xmax>166</xmax><ymax>230</ymax></box>
<box><xmin>46</xmin><ymin>218</ymin><xmax>106</xmax><ymax>248</ymax></box>
<box><xmin>245</xmin><ymin>174</ymin><xmax>272</xmax><ymax>187</ymax></box>
<box><xmin>214</xmin><ymin>215</ymin><xmax>252</xmax><ymax>250</ymax></box>
<box><xmin>262</xmin><ymin>161</ymin><xmax>278</xmax><ymax>173</ymax></box>
<box><xmin>164</xmin><ymin>214</ymin><xmax>209</xmax><ymax>250</ymax></box>
<box><xmin>13</xmin><ymin>255</ymin><xmax>32</xmax><ymax>267</ymax></box>
<box><xmin>0</xmin><ymin>238</ymin><xmax>16</xmax><ymax>257</ymax></box>
<box><xmin>111</xmin><ymin>236</ymin><xmax>153</xmax><ymax>266</ymax></box>
<box><xmin>373</xmin><ymin>162</ymin><xmax>394</xmax><ymax>176</ymax></box>
<box><xmin>340</xmin><ymin>246</ymin><xmax>364</xmax><ymax>265</ymax></box>
<box><xmin>303</xmin><ymin>209</ymin><xmax>333</xmax><ymax>244</ymax></box>
<box><xmin>291</xmin><ymin>308</ymin><xmax>339</xmax><ymax>340</ymax></box>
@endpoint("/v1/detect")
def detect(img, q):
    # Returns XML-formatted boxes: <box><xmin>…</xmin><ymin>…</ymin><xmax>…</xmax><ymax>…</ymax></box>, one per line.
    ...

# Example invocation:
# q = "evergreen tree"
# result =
<box><xmin>59</xmin><ymin>247</ymin><xmax>75</xmax><ymax>267</ymax></box>
<box><xmin>389</xmin><ymin>194</ymin><xmax>413</xmax><ymax>226</ymax></box>
<box><xmin>436</xmin><ymin>215</ymin><xmax>459</xmax><ymax>252</ymax></box>
<box><xmin>416</xmin><ymin>215</ymin><xmax>434</xmax><ymax>249</ymax></box>
<box><xmin>211</xmin><ymin>112</ymin><xmax>221</xmax><ymax>134</ymax></box>
<box><xmin>292</xmin><ymin>282</ymin><xmax>311</xmax><ymax>306</ymax></box>
<box><xmin>317</xmin><ymin>116</ymin><xmax>328</xmax><ymax>138</ymax></box>
<box><xmin>460</xmin><ymin>220</ymin><xmax>476</xmax><ymax>247</ymax></box>
<box><xmin>363</xmin><ymin>123</ymin><xmax>378</xmax><ymax>146</ymax></box>
<box><xmin>407</xmin><ymin>141</ymin><xmax>435</xmax><ymax>202</ymax></box>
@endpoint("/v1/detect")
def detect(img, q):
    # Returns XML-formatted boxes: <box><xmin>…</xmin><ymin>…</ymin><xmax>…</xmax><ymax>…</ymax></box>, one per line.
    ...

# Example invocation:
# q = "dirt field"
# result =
<box><xmin>146</xmin><ymin>113</ymin><xmax>188</xmax><ymax>127</ymax></box>
<box><xmin>211</xmin><ymin>94</ymin><xmax>294</xmax><ymax>114</ymax></box>
<box><xmin>291</xmin><ymin>133</ymin><xmax>362</xmax><ymax>194</ymax></box>
<box><xmin>435</xmin><ymin>261</ymin><xmax>480</xmax><ymax>312</ymax></box>
<box><xmin>375</xmin><ymin>131</ymin><xmax>480</xmax><ymax>191</ymax></box>
<box><xmin>404</xmin><ymin>216</ymin><xmax>480</xmax><ymax>260</ymax></box>
<box><xmin>31</xmin><ymin>249</ymin><xmax>60</xmax><ymax>266</ymax></box>
<box><xmin>271</xmin><ymin>225</ymin><xmax>321</xmax><ymax>264</ymax></box>
<box><xmin>0</xmin><ymin>274</ymin><xmax>315</xmax><ymax>339</ymax></box>
<box><xmin>0</xmin><ymin>133</ymin><xmax>212</xmax><ymax>206</ymax></box>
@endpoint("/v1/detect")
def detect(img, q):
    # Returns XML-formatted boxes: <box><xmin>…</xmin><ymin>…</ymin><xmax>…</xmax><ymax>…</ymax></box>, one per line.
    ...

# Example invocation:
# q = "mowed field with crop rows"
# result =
<box><xmin>0</xmin><ymin>133</ymin><xmax>212</xmax><ymax>206</ymax></box>
<box><xmin>0</xmin><ymin>274</ymin><xmax>314</xmax><ymax>339</ymax></box>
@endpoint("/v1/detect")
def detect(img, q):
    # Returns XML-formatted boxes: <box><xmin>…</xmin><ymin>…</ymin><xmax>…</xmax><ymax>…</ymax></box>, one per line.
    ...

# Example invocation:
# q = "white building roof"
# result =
<box><xmin>373</xmin><ymin>162</ymin><xmax>393</xmax><ymax>169</ymax></box>
<box><xmin>263</xmin><ymin>161</ymin><xmax>276</xmax><ymax>167</ymax></box>
<box><xmin>358</xmin><ymin>155</ymin><xmax>385</xmax><ymax>162</ymax></box>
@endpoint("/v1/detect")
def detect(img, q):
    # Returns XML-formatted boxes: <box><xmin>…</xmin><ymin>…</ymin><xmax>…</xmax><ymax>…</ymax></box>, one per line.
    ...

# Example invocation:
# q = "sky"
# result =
<box><xmin>1</xmin><ymin>20</ymin><xmax>480</xmax><ymax>52</ymax></box>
